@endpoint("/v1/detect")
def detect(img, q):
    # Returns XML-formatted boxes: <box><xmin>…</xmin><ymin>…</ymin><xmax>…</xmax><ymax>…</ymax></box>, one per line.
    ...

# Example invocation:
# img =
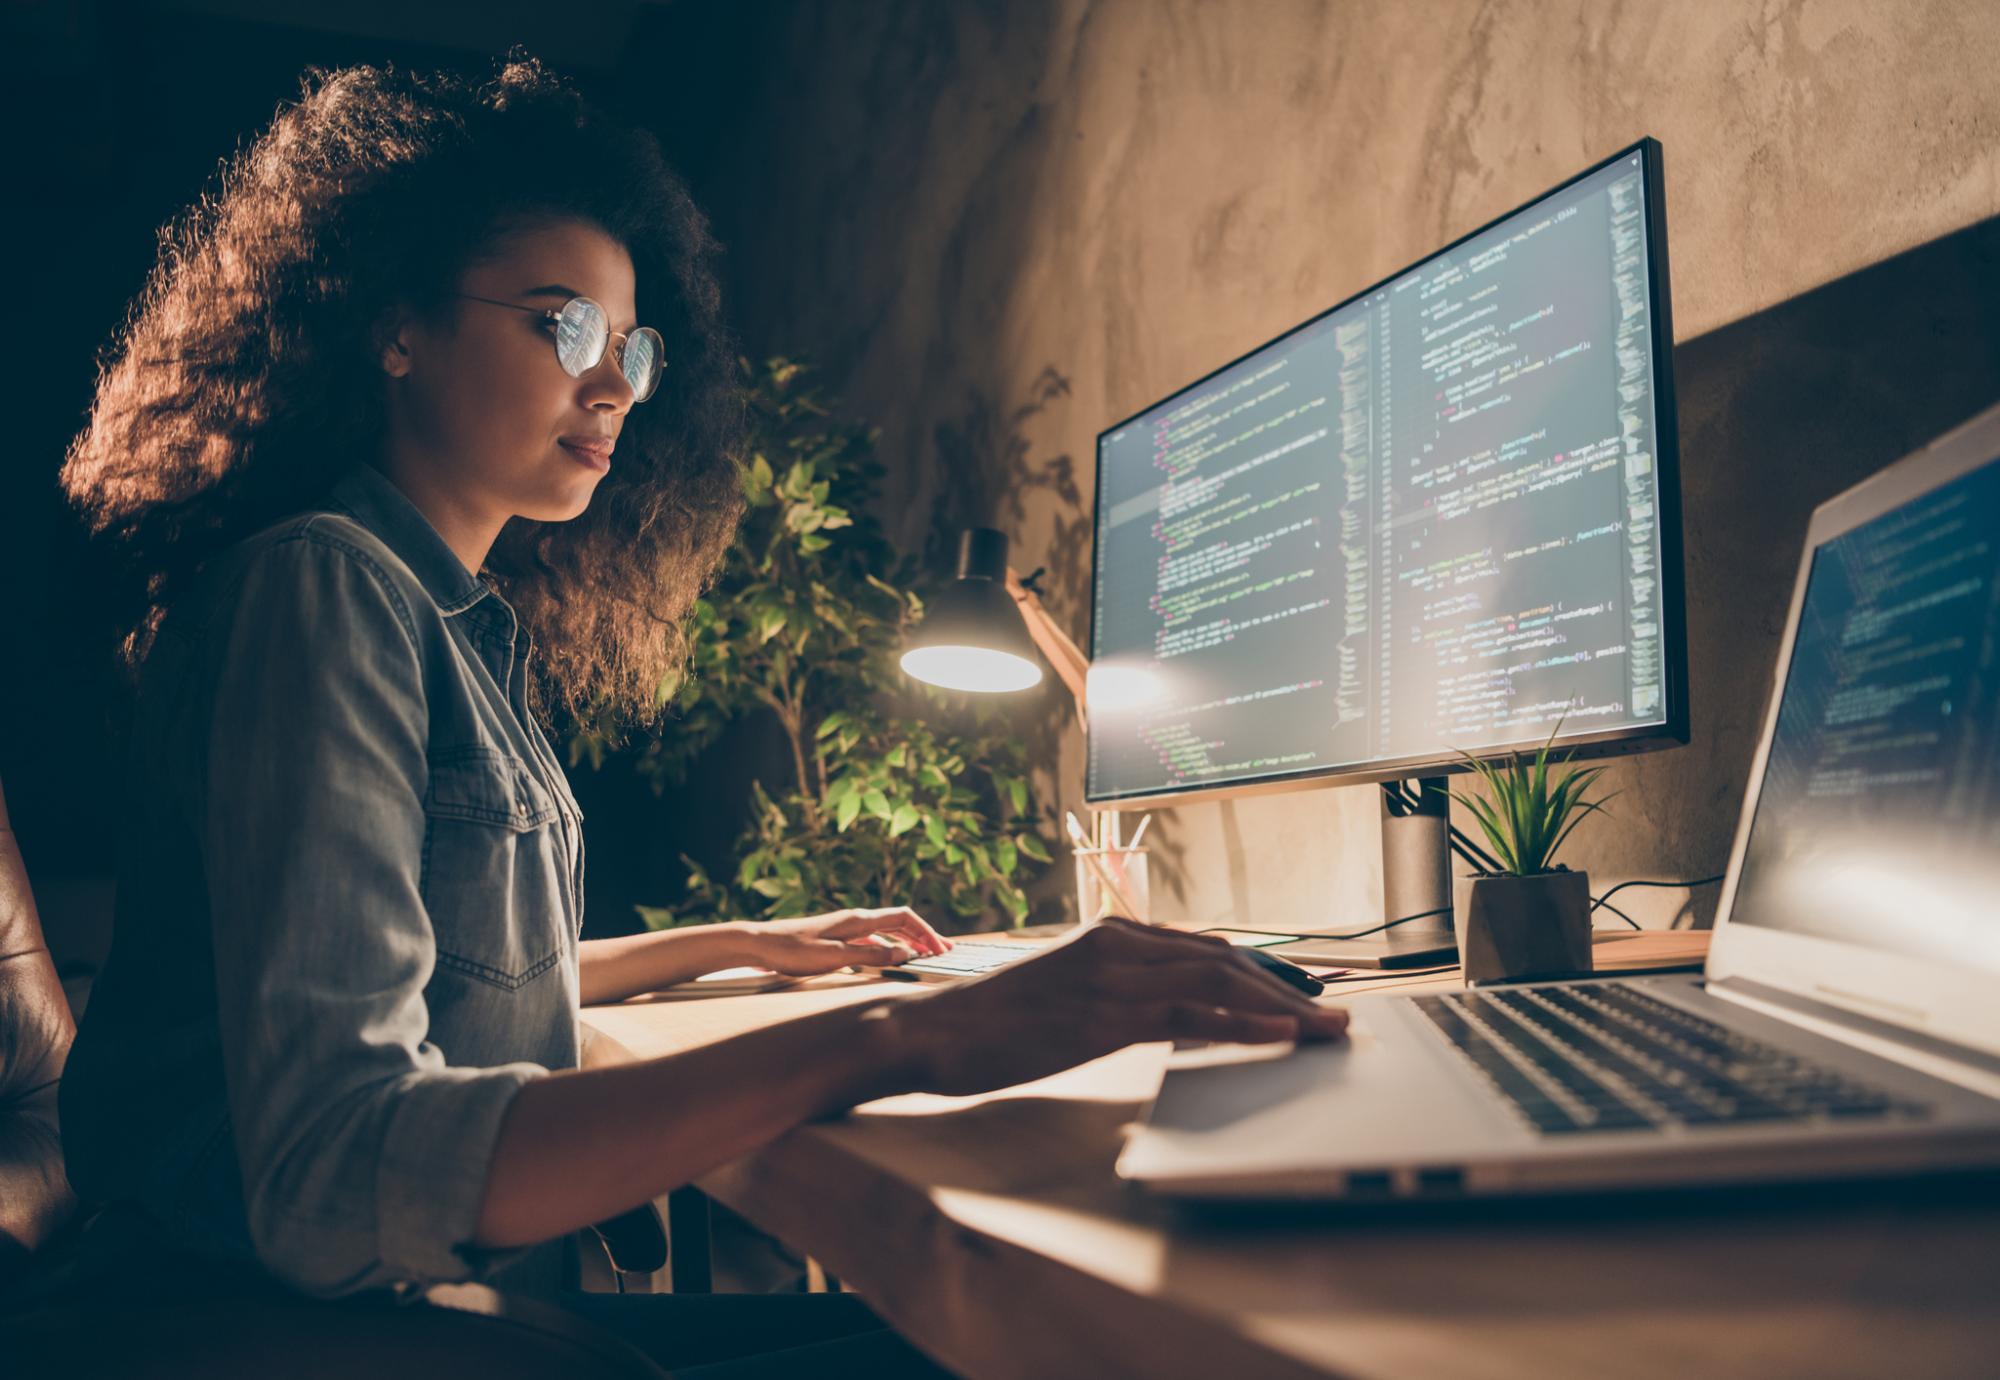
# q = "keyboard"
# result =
<box><xmin>896</xmin><ymin>938</ymin><xmax>1046</xmax><ymax>980</ymax></box>
<box><xmin>1413</xmin><ymin>982</ymin><xmax>1926</xmax><ymax>1136</ymax></box>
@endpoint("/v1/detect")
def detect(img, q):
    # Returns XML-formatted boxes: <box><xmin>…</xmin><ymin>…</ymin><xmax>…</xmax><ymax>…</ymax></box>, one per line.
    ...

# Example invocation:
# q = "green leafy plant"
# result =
<box><xmin>565</xmin><ymin>357</ymin><xmax>1054</xmax><ymax>929</ymax></box>
<box><xmin>1440</xmin><ymin>720</ymin><xmax>1617</xmax><ymax>876</ymax></box>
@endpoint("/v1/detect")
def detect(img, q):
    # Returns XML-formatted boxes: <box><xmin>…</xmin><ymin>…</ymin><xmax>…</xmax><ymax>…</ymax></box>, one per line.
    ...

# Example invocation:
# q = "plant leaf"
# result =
<box><xmin>1545</xmin><ymin>790</ymin><xmax>1621</xmax><ymax>865</ymax></box>
<box><xmin>1001</xmin><ymin>886</ymin><xmax>1030</xmax><ymax>923</ymax></box>
<box><xmin>1457</xmin><ymin>790</ymin><xmax>1520</xmax><ymax>874</ymax></box>
<box><xmin>834</xmin><ymin>791</ymin><xmax>862</xmax><ymax>831</ymax></box>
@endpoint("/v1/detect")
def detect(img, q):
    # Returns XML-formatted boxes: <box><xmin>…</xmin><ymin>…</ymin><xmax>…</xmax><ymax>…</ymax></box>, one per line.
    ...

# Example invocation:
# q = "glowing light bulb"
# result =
<box><xmin>900</xmin><ymin>645</ymin><xmax>1044</xmax><ymax>693</ymax></box>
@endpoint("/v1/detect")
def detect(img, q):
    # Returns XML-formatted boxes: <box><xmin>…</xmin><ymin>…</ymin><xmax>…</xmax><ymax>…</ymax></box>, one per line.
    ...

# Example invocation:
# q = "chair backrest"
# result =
<box><xmin>0</xmin><ymin>774</ymin><xmax>78</xmax><ymax>1277</ymax></box>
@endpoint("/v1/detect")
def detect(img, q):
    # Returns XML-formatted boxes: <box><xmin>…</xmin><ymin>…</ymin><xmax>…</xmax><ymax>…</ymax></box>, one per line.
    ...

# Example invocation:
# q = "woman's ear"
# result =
<box><xmin>373</xmin><ymin>310</ymin><xmax>414</xmax><ymax>379</ymax></box>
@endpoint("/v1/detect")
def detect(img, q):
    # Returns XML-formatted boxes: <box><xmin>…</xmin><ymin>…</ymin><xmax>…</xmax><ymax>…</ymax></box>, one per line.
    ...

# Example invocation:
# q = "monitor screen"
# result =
<box><xmin>1727</xmin><ymin>453</ymin><xmax>2000</xmax><ymax>973</ymax></box>
<box><xmin>1087</xmin><ymin>142</ymin><xmax>1684</xmax><ymax>804</ymax></box>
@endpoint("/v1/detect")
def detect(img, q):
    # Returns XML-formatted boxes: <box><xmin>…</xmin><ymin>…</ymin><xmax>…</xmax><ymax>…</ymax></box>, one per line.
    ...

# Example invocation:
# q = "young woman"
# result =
<box><xmin>56</xmin><ymin>57</ymin><xmax>1344</xmax><ymax>1372</ymax></box>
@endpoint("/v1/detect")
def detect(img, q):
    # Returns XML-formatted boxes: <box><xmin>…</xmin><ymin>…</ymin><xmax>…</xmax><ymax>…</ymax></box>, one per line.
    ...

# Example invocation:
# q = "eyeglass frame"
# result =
<box><xmin>453</xmin><ymin>292</ymin><xmax>666</xmax><ymax>402</ymax></box>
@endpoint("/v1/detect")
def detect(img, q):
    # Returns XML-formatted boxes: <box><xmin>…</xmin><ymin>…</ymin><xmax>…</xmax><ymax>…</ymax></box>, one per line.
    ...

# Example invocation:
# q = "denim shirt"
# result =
<box><xmin>61</xmin><ymin>462</ymin><xmax>586</xmax><ymax>1297</ymax></box>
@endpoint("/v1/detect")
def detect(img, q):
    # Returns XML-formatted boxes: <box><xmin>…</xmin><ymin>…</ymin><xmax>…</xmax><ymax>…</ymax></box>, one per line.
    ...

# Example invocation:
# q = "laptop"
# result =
<box><xmin>1118</xmin><ymin>402</ymin><xmax>2000</xmax><ymax>1200</ymax></box>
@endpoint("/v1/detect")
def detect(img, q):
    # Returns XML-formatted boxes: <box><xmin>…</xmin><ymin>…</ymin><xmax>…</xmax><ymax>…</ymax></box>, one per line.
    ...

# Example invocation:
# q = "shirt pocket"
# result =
<box><xmin>421</xmin><ymin>746</ymin><xmax>566</xmax><ymax>990</ymax></box>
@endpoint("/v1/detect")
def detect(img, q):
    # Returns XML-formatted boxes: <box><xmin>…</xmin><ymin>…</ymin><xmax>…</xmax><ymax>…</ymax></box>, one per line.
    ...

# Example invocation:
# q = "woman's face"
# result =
<box><xmin>382</xmin><ymin>217</ymin><xmax>640</xmax><ymax>529</ymax></box>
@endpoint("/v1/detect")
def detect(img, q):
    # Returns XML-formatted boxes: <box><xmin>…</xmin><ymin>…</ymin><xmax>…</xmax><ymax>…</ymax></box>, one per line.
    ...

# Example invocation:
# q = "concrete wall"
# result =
<box><xmin>682</xmin><ymin>0</ymin><xmax>2000</xmax><ymax>933</ymax></box>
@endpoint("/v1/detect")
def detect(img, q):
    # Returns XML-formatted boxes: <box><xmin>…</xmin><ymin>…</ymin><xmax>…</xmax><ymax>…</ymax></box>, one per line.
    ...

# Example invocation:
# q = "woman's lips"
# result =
<box><xmin>560</xmin><ymin>438</ymin><xmax>613</xmax><ymax>472</ymax></box>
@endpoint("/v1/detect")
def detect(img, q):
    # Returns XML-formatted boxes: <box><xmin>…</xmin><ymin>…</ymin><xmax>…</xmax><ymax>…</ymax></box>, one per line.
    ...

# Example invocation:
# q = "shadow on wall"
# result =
<box><xmin>1617</xmin><ymin>210</ymin><xmax>2000</xmax><ymax>928</ymax></box>
<box><xmin>926</xmin><ymin>367</ymin><xmax>1089</xmax><ymax>593</ymax></box>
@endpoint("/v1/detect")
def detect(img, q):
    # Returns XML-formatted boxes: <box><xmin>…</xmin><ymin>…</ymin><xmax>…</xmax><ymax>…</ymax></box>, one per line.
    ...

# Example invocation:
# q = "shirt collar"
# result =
<box><xmin>326</xmin><ymin>463</ymin><xmax>489</xmax><ymax>614</ymax></box>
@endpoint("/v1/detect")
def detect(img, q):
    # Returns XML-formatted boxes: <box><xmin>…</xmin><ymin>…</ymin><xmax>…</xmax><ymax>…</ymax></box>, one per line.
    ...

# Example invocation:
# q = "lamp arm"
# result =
<box><xmin>1003</xmin><ymin>566</ymin><xmax>1089</xmax><ymax>722</ymax></box>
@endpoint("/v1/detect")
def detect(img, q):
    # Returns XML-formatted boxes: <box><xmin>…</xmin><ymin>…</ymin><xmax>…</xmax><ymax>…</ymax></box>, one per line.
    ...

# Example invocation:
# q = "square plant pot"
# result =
<box><xmin>1453</xmin><ymin>869</ymin><xmax>1592</xmax><ymax>985</ymax></box>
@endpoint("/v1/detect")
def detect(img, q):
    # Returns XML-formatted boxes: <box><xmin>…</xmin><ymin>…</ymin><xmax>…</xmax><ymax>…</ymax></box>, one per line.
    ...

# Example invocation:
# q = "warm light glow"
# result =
<box><xmin>1085</xmin><ymin>663</ymin><xmax>1165</xmax><ymax>711</ymax></box>
<box><xmin>901</xmin><ymin>645</ymin><xmax>1044</xmax><ymax>693</ymax></box>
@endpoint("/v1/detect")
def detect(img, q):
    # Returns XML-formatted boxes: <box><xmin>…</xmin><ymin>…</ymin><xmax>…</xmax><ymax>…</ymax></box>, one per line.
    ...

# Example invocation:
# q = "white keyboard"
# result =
<box><xmin>893</xmin><ymin>938</ymin><xmax>1048</xmax><ymax>982</ymax></box>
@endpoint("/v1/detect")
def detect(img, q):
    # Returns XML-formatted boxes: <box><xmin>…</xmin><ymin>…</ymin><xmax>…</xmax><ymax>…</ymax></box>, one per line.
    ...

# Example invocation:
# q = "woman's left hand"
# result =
<box><xmin>744</xmin><ymin>907</ymin><xmax>952</xmax><ymax>976</ymax></box>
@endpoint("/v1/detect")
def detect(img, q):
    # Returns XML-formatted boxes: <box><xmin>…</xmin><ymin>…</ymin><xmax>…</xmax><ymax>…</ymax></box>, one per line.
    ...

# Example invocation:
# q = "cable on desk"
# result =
<box><xmin>1589</xmin><ymin>874</ymin><xmax>1728</xmax><ymax>930</ymax></box>
<box><xmin>1208</xmin><ymin>876</ymin><xmax>1726</xmax><ymax>944</ymax></box>
<box><xmin>1197</xmin><ymin>905</ymin><xmax>1451</xmax><ymax>945</ymax></box>
<box><xmin>1593</xmin><ymin>899</ymin><xmax>1642</xmax><ymax>931</ymax></box>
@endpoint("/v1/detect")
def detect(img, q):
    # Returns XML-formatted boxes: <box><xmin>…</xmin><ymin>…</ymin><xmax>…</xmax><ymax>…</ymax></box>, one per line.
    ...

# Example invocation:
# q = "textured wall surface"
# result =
<box><xmin>689</xmin><ymin>0</ymin><xmax>2000</xmax><ymax>932</ymax></box>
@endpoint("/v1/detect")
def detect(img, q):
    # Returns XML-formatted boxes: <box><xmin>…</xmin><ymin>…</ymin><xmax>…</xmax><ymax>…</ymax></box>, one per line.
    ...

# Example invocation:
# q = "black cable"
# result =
<box><xmin>1592</xmin><ymin>900</ymin><xmax>1642</xmax><ymax>931</ymax></box>
<box><xmin>1592</xmin><ymin>874</ymin><xmax>1728</xmax><ymax>907</ymax></box>
<box><xmin>1588</xmin><ymin>874</ymin><xmax>1727</xmax><ymax>930</ymax></box>
<box><xmin>1198</xmin><ymin>905</ymin><xmax>1451</xmax><ymax>945</ymax></box>
<box><xmin>1205</xmin><ymin>876</ymin><xmax>1725</xmax><ymax>946</ymax></box>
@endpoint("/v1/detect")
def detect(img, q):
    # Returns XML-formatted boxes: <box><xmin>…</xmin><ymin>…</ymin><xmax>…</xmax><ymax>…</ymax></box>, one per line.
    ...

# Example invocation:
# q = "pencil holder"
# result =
<box><xmin>1073</xmin><ymin>846</ymin><xmax>1150</xmax><ymax>925</ymax></box>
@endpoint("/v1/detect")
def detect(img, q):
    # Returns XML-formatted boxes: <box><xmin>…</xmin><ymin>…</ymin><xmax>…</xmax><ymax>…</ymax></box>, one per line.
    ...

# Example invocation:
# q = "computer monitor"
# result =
<box><xmin>1086</xmin><ymin>139</ymin><xmax>1686</xmax><ymax>960</ymax></box>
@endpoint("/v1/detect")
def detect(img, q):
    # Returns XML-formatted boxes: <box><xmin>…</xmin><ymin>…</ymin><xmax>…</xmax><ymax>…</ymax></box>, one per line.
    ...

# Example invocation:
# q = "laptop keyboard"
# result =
<box><xmin>1413</xmin><ymin>983</ymin><xmax>1926</xmax><ymax>1136</ymax></box>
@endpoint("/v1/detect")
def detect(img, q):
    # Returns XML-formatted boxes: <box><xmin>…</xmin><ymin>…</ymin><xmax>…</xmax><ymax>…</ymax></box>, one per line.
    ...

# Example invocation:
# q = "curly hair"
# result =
<box><xmin>60</xmin><ymin>55</ymin><xmax>745</xmax><ymax>723</ymax></box>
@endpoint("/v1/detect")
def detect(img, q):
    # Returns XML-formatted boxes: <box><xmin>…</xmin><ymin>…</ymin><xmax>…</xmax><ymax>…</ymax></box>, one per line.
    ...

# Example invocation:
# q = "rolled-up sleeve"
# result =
<box><xmin>199</xmin><ymin>532</ymin><xmax>545</xmax><ymax>1297</ymax></box>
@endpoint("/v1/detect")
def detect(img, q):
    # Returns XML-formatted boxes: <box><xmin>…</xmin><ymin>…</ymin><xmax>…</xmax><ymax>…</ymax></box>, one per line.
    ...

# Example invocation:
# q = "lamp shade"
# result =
<box><xmin>900</xmin><ymin>528</ymin><xmax>1044</xmax><ymax>693</ymax></box>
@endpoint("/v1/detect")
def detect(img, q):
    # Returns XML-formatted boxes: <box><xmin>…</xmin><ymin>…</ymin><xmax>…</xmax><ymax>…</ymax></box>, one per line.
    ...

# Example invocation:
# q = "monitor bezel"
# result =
<box><xmin>1705</xmin><ymin>401</ymin><xmax>2000</xmax><ymax>1063</ymax></box>
<box><xmin>1084</xmin><ymin>137</ymin><xmax>1689</xmax><ymax>808</ymax></box>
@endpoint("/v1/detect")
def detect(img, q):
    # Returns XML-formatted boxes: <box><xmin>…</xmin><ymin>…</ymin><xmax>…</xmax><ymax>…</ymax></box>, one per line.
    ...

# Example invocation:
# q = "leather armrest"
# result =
<box><xmin>0</xmin><ymin>778</ymin><xmax>79</xmax><ymax>1263</ymax></box>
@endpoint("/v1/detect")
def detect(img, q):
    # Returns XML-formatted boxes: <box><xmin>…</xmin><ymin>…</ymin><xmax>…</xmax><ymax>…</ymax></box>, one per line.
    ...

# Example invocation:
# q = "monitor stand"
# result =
<box><xmin>1266</xmin><ymin>778</ymin><xmax>1459</xmax><ymax>970</ymax></box>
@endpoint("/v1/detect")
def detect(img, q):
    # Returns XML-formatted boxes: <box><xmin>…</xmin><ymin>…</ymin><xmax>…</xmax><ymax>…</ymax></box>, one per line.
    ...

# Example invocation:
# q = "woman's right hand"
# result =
<box><xmin>884</xmin><ymin>917</ymin><xmax>1348</xmax><ymax>1097</ymax></box>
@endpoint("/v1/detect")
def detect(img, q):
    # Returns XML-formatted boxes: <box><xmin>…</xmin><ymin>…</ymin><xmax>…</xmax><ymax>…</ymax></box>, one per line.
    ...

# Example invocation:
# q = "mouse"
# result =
<box><xmin>1240</xmin><ymin>946</ymin><xmax>1325</xmax><ymax>997</ymax></box>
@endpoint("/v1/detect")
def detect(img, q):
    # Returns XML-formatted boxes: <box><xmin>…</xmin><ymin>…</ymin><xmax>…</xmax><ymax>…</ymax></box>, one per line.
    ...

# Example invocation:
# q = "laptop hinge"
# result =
<box><xmin>1708</xmin><ymin>975</ymin><xmax>2000</xmax><ymax>1101</ymax></box>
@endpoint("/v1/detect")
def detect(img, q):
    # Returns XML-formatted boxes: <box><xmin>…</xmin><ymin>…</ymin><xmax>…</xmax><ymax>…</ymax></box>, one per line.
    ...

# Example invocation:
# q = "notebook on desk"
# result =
<box><xmin>1119</xmin><ymin>402</ymin><xmax>2000</xmax><ymax>1201</ymax></box>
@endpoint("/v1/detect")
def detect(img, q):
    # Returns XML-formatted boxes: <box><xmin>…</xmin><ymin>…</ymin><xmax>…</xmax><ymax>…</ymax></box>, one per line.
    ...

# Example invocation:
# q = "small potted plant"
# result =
<box><xmin>1440</xmin><ymin>722</ymin><xmax>1616</xmax><ymax>985</ymax></box>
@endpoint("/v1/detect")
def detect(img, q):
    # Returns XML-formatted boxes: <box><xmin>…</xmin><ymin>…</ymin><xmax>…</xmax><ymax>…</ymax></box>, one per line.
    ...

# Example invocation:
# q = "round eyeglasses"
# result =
<box><xmin>456</xmin><ymin>293</ymin><xmax>665</xmax><ymax>403</ymax></box>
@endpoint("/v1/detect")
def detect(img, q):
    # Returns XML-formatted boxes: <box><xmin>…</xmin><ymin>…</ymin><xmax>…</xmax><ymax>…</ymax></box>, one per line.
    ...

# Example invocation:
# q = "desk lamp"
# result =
<box><xmin>900</xmin><ymin>528</ymin><xmax>1089</xmax><ymax>721</ymax></box>
<box><xmin>903</xmin><ymin>527</ymin><xmax>1123</xmax><ymax>914</ymax></box>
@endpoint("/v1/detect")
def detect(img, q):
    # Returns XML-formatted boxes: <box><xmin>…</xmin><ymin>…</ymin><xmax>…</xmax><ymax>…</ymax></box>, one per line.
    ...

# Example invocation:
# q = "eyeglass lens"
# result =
<box><xmin>554</xmin><ymin>298</ymin><xmax>663</xmax><ymax>402</ymax></box>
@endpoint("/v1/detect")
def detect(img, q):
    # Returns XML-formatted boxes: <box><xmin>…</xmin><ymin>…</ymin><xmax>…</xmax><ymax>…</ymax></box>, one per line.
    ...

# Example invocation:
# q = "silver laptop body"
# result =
<box><xmin>1119</xmin><ymin>403</ymin><xmax>2000</xmax><ymax>1200</ymax></box>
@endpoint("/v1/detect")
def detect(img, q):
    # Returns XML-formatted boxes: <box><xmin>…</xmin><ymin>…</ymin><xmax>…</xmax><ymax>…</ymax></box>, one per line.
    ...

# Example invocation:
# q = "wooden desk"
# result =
<box><xmin>582</xmin><ymin>934</ymin><xmax>2000</xmax><ymax>1380</ymax></box>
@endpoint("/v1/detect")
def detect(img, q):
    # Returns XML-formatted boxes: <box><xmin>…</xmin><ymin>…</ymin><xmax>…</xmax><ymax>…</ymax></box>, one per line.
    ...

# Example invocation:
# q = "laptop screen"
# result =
<box><xmin>1727</xmin><ymin>453</ymin><xmax>2000</xmax><ymax>973</ymax></box>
